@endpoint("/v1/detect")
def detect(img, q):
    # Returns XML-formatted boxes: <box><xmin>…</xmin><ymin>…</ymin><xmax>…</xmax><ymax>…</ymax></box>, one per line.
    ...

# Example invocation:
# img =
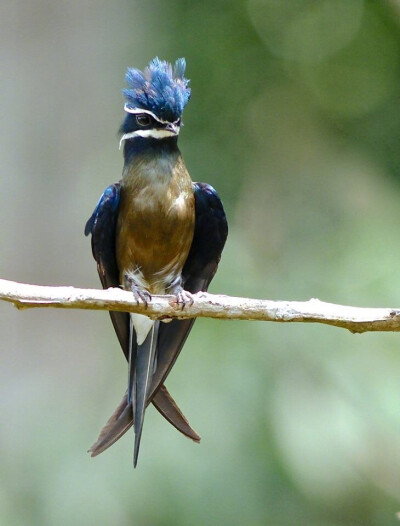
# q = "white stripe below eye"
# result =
<box><xmin>119</xmin><ymin>128</ymin><xmax>179</xmax><ymax>149</ymax></box>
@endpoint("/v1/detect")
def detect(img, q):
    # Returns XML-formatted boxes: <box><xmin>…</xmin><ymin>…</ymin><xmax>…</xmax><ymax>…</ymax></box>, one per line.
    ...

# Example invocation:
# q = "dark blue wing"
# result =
<box><xmin>149</xmin><ymin>182</ymin><xmax>228</xmax><ymax>401</ymax></box>
<box><xmin>85</xmin><ymin>183</ymin><xmax>201</xmax><ymax>455</ymax></box>
<box><xmin>85</xmin><ymin>183</ymin><xmax>121</xmax><ymax>287</ymax></box>
<box><xmin>84</xmin><ymin>183</ymin><xmax>131</xmax><ymax>357</ymax></box>
<box><xmin>184</xmin><ymin>182</ymin><xmax>229</xmax><ymax>290</ymax></box>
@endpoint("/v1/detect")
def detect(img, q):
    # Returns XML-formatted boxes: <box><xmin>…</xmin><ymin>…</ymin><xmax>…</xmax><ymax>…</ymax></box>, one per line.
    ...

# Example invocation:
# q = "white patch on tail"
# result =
<box><xmin>130</xmin><ymin>313</ymin><xmax>154</xmax><ymax>345</ymax></box>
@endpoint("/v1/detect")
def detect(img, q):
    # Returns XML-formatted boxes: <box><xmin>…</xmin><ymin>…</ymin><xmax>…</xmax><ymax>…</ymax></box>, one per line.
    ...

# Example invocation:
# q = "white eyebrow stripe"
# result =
<box><xmin>119</xmin><ymin>127</ymin><xmax>179</xmax><ymax>149</ymax></box>
<box><xmin>123</xmin><ymin>104</ymin><xmax>181</xmax><ymax>126</ymax></box>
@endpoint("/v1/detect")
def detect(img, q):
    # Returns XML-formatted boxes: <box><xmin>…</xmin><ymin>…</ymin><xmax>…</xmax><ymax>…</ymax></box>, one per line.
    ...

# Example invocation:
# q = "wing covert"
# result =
<box><xmin>85</xmin><ymin>183</ymin><xmax>121</xmax><ymax>290</ymax></box>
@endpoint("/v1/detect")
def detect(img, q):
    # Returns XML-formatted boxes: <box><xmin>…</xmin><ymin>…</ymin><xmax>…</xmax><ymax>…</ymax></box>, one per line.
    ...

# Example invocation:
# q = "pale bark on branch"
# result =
<box><xmin>1</xmin><ymin>278</ymin><xmax>400</xmax><ymax>334</ymax></box>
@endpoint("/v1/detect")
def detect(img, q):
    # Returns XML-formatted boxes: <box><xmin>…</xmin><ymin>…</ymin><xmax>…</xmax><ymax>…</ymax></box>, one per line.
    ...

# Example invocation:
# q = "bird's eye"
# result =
<box><xmin>136</xmin><ymin>114</ymin><xmax>151</xmax><ymax>127</ymax></box>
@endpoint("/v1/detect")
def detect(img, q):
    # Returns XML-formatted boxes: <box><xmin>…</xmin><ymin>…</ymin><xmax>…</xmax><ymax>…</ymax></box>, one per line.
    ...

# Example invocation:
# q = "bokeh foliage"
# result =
<box><xmin>1</xmin><ymin>1</ymin><xmax>400</xmax><ymax>524</ymax></box>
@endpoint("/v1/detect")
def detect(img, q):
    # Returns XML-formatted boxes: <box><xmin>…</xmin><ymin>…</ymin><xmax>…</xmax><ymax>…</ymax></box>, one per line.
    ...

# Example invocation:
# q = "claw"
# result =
<box><xmin>175</xmin><ymin>289</ymin><xmax>194</xmax><ymax>311</ymax></box>
<box><xmin>124</xmin><ymin>274</ymin><xmax>152</xmax><ymax>308</ymax></box>
<box><xmin>133</xmin><ymin>289</ymin><xmax>152</xmax><ymax>308</ymax></box>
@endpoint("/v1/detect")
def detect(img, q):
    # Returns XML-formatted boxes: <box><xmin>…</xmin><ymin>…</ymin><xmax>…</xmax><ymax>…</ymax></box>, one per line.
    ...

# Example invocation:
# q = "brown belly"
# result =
<box><xmin>116</xmin><ymin>164</ymin><xmax>195</xmax><ymax>294</ymax></box>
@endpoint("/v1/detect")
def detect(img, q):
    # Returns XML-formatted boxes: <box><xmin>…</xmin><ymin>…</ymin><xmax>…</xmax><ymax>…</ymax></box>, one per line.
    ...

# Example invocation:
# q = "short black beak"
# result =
<box><xmin>165</xmin><ymin>122</ymin><xmax>179</xmax><ymax>134</ymax></box>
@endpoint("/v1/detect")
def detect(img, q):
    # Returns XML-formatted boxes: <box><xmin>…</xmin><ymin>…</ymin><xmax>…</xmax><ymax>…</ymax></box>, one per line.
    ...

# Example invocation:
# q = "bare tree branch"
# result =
<box><xmin>1</xmin><ymin>278</ymin><xmax>400</xmax><ymax>334</ymax></box>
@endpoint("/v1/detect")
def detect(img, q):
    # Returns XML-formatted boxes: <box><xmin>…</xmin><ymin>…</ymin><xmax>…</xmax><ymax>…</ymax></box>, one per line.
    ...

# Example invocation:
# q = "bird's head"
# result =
<box><xmin>119</xmin><ymin>57</ymin><xmax>191</xmax><ymax>147</ymax></box>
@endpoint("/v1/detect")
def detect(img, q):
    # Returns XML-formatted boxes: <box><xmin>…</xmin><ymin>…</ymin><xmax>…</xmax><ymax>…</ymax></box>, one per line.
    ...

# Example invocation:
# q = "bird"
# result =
<box><xmin>85</xmin><ymin>57</ymin><xmax>228</xmax><ymax>467</ymax></box>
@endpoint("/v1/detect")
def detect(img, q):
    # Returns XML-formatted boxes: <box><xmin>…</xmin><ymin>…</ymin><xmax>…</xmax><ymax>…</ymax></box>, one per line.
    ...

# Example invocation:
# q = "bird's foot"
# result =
<box><xmin>174</xmin><ymin>288</ymin><xmax>194</xmax><ymax>311</ymax></box>
<box><xmin>133</xmin><ymin>289</ymin><xmax>152</xmax><ymax>308</ymax></box>
<box><xmin>124</xmin><ymin>274</ymin><xmax>152</xmax><ymax>308</ymax></box>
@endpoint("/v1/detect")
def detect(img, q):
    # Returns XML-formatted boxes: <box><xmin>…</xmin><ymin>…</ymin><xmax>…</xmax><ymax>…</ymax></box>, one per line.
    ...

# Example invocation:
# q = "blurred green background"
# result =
<box><xmin>2</xmin><ymin>1</ymin><xmax>400</xmax><ymax>524</ymax></box>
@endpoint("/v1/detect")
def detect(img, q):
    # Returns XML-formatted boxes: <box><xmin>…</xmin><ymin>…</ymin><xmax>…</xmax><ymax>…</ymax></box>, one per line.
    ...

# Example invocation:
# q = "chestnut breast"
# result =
<box><xmin>116</xmin><ymin>151</ymin><xmax>195</xmax><ymax>294</ymax></box>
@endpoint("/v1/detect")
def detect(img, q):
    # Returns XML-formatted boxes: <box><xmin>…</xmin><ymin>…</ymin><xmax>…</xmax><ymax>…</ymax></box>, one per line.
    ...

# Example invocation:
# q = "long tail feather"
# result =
<box><xmin>127</xmin><ymin>316</ymin><xmax>136</xmax><ymax>406</ymax></box>
<box><xmin>153</xmin><ymin>385</ymin><xmax>201</xmax><ymax>443</ymax></box>
<box><xmin>88</xmin><ymin>385</ymin><xmax>201</xmax><ymax>457</ymax></box>
<box><xmin>133</xmin><ymin>321</ymin><xmax>160</xmax><ymax>467</ymax></box>
<box><xmin>88</xmin><ymin>392</ymin><xmax>132</xmax><ymax>457</ymax></box>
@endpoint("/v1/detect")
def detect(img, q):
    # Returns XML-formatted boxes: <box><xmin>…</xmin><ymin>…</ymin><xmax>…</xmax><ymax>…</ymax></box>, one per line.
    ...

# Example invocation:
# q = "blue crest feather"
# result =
<box><xmin>123</xmin><ymin>57</ymin><xmax>191</xmax><ymax>122</ymax></box>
